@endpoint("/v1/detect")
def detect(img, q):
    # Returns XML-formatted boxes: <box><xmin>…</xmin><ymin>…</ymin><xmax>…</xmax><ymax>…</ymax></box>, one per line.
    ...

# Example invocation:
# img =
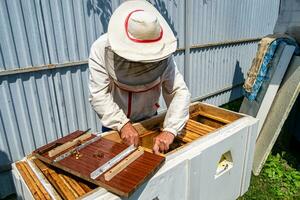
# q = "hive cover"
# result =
<box><xmin>33</xmin><ymin>130</ymin><xmax>165</xmax><ymax>197</ymax></box>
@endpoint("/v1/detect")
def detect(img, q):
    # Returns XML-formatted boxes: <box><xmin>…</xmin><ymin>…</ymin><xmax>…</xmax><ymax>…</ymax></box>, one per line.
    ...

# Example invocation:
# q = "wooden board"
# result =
<box><xmin>33</xmin><ymin>130</ymin><xmax>165</xmax><ymax>197</ymax></box>
<box><xmin>32</xmin><ymin>158</ymin><xmax>95</xmax><ymax>200</ymax></box>
<box><xmin>239</xmin><ymin>44</ymin><xmax>286</xmax><ymax>119</ymax></box>
<box><xmin>253</xmin><ymin>56</ymin><xmax>300</xmax><ymax>175</ymax></box>
<box><xmin>16</xmin><ymin>161</ymin><xmax>51</xmax><ymax>200</ymax></box>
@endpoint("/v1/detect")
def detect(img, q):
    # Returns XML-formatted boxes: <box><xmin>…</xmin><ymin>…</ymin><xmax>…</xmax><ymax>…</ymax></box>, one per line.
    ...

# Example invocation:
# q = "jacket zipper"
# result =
<box><xmin>127</xmin><ymin>91</ymin><xmax>132</xmax><ymax>118</ymax></box>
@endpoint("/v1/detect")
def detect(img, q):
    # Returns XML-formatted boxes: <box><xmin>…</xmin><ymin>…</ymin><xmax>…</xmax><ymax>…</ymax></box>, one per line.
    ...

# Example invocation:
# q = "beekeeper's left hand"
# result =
<box><xmin>153</xmin><ymin>131</ymin><xmax>175</xmax><ymax>154</ymax></box>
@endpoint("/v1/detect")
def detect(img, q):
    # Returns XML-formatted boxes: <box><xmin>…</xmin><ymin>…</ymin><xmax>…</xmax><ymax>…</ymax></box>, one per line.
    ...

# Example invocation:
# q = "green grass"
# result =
<box><xmin>240</xmin><ymin>153</ymin><xmax>300</xmax><ymax>200</ymax></box>
<box><xmin>221</xmin><ymin>98</ymin><xmax>300</xmax><ymax>200</ymax></box>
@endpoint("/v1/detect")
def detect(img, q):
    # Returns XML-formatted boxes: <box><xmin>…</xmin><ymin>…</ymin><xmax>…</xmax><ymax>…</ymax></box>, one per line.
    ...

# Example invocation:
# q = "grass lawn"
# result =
<box><xmin>222</xmin><ymin>98</ymin><xmax>300</xmax><ymax>200</ymax></box>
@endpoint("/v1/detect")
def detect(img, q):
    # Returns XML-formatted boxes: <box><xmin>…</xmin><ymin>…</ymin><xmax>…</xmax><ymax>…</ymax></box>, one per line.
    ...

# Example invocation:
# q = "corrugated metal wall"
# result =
<box><xmin>0</xmin><ymin>0</ymin><xmax>280</xmax><ymax>198</ymax></box>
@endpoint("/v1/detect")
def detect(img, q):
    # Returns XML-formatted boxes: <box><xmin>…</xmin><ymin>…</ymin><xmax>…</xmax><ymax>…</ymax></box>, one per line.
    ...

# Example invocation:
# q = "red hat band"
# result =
<box><xmin>124</xmin><ymin>9</ymin><xmax>164</xmax><ymax>43</ymax></box>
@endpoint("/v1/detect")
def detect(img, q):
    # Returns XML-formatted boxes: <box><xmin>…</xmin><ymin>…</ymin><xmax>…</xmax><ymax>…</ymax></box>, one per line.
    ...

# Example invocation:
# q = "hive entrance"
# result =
<box><xmin>215</xmin><ymin>151</ymin><xmax>233</xmax><ymax>178</ymax></box>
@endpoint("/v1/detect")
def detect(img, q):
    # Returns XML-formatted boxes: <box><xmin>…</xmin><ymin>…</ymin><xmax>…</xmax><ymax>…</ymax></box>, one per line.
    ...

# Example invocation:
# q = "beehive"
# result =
<box><xmin>13</xmin><ymin>102</ymin><xmax>258</xmax><ymax>200</ymax></box>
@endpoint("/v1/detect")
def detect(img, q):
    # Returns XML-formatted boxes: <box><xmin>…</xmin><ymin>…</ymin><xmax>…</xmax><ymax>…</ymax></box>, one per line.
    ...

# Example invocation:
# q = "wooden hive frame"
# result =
<box><xmin>103</xmin><ymin>102</ymin><xmax>243</xmax><ymax>155</ymax></box>
<box><xmin>15</xmin><ymin>157</ymin><xmax>97</xmax><ymax>200</ymax></box>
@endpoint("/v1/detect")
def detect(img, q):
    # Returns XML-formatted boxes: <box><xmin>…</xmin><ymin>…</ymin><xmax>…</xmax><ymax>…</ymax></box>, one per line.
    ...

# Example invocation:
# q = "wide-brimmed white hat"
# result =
<box><xmin>108</xmin><ymin>0</ymin><xmax>177</xmax><ymax>62</ymax></box>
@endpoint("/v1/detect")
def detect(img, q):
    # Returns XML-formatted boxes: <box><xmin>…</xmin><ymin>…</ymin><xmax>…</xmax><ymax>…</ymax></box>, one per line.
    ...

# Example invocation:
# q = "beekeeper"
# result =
<box><xmin>89</xmin><ymin>0</ymin><xmax>191</xmax><ymax>154</ymax></box>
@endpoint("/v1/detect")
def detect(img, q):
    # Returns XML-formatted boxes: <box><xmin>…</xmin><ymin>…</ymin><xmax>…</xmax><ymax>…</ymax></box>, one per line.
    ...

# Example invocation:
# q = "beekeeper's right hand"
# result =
<box><xmin>120</xmin><ymin>122</ymin><xmax>139</xmax><ymax>147</ymax></box>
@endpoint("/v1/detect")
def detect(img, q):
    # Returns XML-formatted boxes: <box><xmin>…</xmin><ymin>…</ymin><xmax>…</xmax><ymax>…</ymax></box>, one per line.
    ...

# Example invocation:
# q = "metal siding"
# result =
<box><xmin>50</xmin><ymin>65</ymin><xmax>102</xmax><ymax>136</ymax></box>
<box><xmin>0</xmin><ymin>0</ymin><xmax>280</xmax><ymax>69</ymax></box>
<box><xmin>19</xmin><ymin>0</ymin><xmax>48</xmax><ymax>67</ymax></box>
<box><xmin>0</xmin><ymin>65</ymin><xmax>102</xmax><ymax>165</ymax></box>
<box><xmin>0</xmin><ymin>0</ymin><xmax>118</xmax><ymax>70</ymax></box>
<box><xmin>189</xmin><ymin>42</ymin><xmax>258</xmax><ymax>99</ymax></box>
<box><xmin>0</xmin><ymin>0</ymin><xmax>48</xmax><ymax>70</ymax></box>
<box><xmin>190</xmin><ymin>0</ymin><xmax>280</xmax><ymax>44</ymax></box>
<box><xmin>202</xmin><ymin>86</ymin><xmax>243</xmax><ymax>106</ymax></box>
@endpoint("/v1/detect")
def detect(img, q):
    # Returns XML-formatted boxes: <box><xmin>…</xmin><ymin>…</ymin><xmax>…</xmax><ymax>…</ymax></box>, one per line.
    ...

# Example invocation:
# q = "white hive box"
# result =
<box><xmin>12</xmin><ymin>102</ymin><xmax>258</xmax><ymax>200</ymax></box>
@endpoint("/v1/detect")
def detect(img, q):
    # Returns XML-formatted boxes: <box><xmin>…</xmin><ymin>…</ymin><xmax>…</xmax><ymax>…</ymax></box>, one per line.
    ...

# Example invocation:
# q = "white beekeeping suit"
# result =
<box><xmin>88</xmin><ymin>0</ymin><xmax>191</xmax><ymax>153</ymax></box>
<box><xmin>89</xmin><ymin>34</ymin><xmax>191</xmax><ymax>136</ymax></box>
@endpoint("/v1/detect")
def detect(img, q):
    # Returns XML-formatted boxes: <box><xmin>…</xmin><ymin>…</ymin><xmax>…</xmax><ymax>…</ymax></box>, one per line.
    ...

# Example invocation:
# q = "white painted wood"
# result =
<box><xmin>80</xmin><ymin>188</ymin><xmax>119</xmax><ymax>200</ymax></box>
<box><xmin>187</xmin><ymin>147</ymin><xmax>203</xmax><ymax>200</ymax></box>
<box><xmin>253</xmin><ymin>56</ymin><xmax>300</xmax><ymax>175</ymax></box>
<box><xmin>130</xmin><ymin>159</ymin><xmax>189</xmax><ymax>200</ymax></box>
<box><xmin>255</xmin><ymin>45</ymin><xmax>295</xmax><ymax>137</ymax></box>
<box><xmin>195</xmin><ymin>124</ymin><xmax>248</xmax><ymax>200</ymax></box>
<box><xmin>240</xmin><ymin>119</ymin><xmax>259</xmax><ymax>195</ymax></box>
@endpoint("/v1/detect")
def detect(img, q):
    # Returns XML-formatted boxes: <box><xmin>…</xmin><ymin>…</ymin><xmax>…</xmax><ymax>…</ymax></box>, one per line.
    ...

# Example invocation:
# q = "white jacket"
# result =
<box><xmin>88</xmin><ymin>34</ymin><xmax>191</xmax><ymax>136</ymax></box>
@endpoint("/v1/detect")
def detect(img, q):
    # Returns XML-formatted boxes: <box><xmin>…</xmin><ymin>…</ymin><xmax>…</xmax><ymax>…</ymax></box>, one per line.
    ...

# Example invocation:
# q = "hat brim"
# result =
<box><xmin>108</xmin><ymin>0</ymin><xmax>177</xmax><ymax>62</ymax></box>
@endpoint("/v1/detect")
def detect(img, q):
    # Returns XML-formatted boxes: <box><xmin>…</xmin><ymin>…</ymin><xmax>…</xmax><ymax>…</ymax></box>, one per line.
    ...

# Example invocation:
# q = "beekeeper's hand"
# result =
<box><xmin>120</xmin><ymin>122</ymin><xmax>139</xmax><ymax>147</ymax></box>
<box><xmin>153</xmin><ymin>131</ymin><xmax>175</xmax><ymax>154</ymax></box>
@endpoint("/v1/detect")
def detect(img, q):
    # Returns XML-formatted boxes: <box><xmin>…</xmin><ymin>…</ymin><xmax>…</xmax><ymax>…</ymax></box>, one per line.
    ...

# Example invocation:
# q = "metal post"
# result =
<box><xmin>184</xmin><ymin>0</ymin><xmax>192</xmax><ymax>88</ymax></box>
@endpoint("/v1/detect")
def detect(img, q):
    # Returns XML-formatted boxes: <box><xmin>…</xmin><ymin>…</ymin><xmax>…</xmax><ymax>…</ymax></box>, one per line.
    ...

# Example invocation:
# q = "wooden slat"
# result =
<box><xmin>139</xmin><ymin>129</ymin><xmax>160</xmax><ymax>138</ymax></box>
<box><xmin>185</xmin><ymin>125</ymin><xmax>207</xmax><ymax>135</ymax></box>
<box><xmin>16</xmin><ymin>162</ymin><xmax>41</xmax><ymax>200</ymax></box>
<box><xmin>103</xmin><ymin>131</ymin><xmax>122</xmax><ymax>143</ymax></box>
<box><xmin>176</xmin><ymin>135</ymin><xmax>193</xmax><ymax>143</ymax></box>
<box><xmin>187</xmin><ymin>119</ymin><xmax>216</xmax><ymax>132</ymax></box>
<box><xmin>43</xmin><ymin>171</ymin><xmax>66</xmax><ymax>199</ymax></box>
<box><xmin>196</xmin><ymin>111</ymin><xmax>232</xmax><ymax>124</ymax></box>
<box><xmin>196</xmin><ymin>103</ymin><xmax>242</xmax><ymax>123</ymax></box>
<box><xmin>64</xmin><ymin>175</ymin><xmax>87</xmax><ymax>196</ymax></box>
<box><xmin>48</xmin><ymin>170</ymin><xmax>77</xmax><ymax>200</ymax></box>
<box><xmin>33</xmin><ymin>161</ymin><xmax>65</xmax><ymax>199</ymax></box>
<box><xmin>139</xmin><ymin>130</ymin><xmax>160</xmax><ymax>149</ymax></box>
<box><xmin>59</xmin><ymin>174</ymin><xmax>79</xmax><ymax>199</ymax></box>
<box><xmin>78</xmin><ymin>182</ymin><xmax>93</xmax><ymax>193</ymax></box>
<box><xmin>16</xmin><ymin>162</ymin><xmax>50</xmax><ymax>200</ymax></box>
<box><xmin>48</xmin><ymin>133</ymin><xmax>92</xmax><ymax>157</ymax></box>
<box><xmin>141</xmin><ymin>146</ymin><xmax>165</xmax><ymax>157</ymax></box>
<box><xmin>104</xmin><ymin>147</ymin><xmax>144</xmax><ymax>181</ymax></box>
<box><xmin>23</xmin><ymin>161</ymin><xmax>51</xmax><ymax>200</ymax></box>
<box><xmin>33</xmin><ymin>159</ymin><xmax>93</xmax><ymax>199</ymax></box>
<box><xmin>181</xmin><ymin>130</ymin><xmax>200</xmax><ymax>140</ymax></box>
<box><xmin>33</xmin><ymin>159</ymin><xmax>77</xmax><ymax>200</ymax></box>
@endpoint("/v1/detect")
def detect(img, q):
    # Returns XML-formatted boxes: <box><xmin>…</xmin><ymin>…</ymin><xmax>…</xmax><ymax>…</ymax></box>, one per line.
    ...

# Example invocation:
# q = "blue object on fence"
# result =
<box><xmin>244</xmin><ymin>38</ymin><xmax>300</xmax><ymax>101</ymax></box>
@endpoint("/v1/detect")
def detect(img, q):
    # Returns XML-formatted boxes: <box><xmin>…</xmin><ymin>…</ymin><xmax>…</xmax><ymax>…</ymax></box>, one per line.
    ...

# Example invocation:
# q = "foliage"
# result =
<box><xmin>263</xmin><ymin>153</ymin><xmax>300</xmax><ymax>197</ymax></box>
<box><xmin>240</xmin><ymin>153</ymin><xmax>300</xmax><ymax>200</ymax></box>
